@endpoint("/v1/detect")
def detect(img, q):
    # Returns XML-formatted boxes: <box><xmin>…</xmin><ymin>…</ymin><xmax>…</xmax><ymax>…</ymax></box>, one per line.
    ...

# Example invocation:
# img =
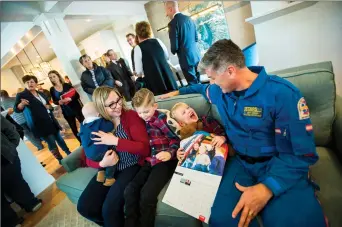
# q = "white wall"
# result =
<box><xmin>1</xmin><ymin>68</ymin><xmax>23</xmax><ymax>96</ymax></box>
<box><xmin>250</xmin><ymin>1</ymin><xmax>342</xmax><ymax>96</ymax></box>
<box><xmin>250</xmin><ymin>1</ymin><xmax>290</xmax><ymax>16</ymax></box>
<box><xmin>223</xmin><ymin>2</ymin><xmax>256</xmax><ymax>49</ymax></box>
<box><xmin>80</xmin><ymin>30</ymin><xmax>121</xmax><ymax>61</ymax></box>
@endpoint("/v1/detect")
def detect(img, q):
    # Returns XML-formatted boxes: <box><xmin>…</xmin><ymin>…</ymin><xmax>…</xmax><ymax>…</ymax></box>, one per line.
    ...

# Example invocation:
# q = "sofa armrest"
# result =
<box><xmin>333</xmin><ymin>95</ymin><xmax>342</xmax><ymax>159</ymax></box>
<box><xmin>61</xmin><ymin>146</ymin><xmax>84</xmax><ymax>172</ymax></box>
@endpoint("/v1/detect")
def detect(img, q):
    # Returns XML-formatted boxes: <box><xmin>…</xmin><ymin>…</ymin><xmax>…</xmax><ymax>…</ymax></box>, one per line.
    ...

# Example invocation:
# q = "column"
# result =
<box><xmin>34</xmin><ymin>13</ymin><xmax>90</xmax><ymax>103</ymax></box>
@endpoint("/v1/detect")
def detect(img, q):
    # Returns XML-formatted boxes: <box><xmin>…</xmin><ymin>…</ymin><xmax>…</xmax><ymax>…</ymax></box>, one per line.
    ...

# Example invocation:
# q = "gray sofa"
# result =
<box><xmin>56</xmin><ymin>61</ymin><xmax>342</xmax><ymax>227</ymax></box>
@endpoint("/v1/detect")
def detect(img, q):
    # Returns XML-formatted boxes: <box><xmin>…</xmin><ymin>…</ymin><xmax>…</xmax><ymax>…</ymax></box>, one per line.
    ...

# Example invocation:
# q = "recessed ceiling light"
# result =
<box><xmin>86</xmin><ymin>19</ymin><xmax>92</xmax><ymax>22</ymax></box>
<box><xmin>36</xmin><ymin>56</ymin><xmax>40</xmax><ymax>58</ymax></box>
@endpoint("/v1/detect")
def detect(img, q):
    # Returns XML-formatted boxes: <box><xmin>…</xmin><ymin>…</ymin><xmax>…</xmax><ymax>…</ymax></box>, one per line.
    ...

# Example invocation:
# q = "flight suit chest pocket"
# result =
<box><xmin>243</xmin><ymin>105</ymin><xmax>271</xmax><ymax>129</ymax></box>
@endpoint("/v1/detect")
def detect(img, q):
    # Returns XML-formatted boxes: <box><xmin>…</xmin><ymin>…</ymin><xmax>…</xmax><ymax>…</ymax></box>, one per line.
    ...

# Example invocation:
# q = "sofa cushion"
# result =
<box><xmin>273</xmin><ymin>68</ymin><xmax>335</xmax><ymax>146</ymax></box>
<box><xmin>56</xmin><ymin>167</ymin><xmax>97</xmax><ymax>203</ymax></box>
<box><xmin>310</xmin><ymin>147</ymin><xmax>342</xmax><ymax>227</ymax></box>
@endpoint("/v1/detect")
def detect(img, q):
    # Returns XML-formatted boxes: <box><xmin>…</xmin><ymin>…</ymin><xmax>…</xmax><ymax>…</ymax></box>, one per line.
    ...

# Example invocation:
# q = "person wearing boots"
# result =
<box><xmin>14</xmin><ymin>75</ymin><xmax>71</xmax><ymax>163</ymax></box>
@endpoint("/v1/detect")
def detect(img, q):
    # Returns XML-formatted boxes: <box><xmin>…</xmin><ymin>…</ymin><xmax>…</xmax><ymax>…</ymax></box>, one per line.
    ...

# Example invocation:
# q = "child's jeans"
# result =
<box><xmin>124</xmin><ymin>160</ymin><xmax>177</xmax><ymax>227</ymax></box>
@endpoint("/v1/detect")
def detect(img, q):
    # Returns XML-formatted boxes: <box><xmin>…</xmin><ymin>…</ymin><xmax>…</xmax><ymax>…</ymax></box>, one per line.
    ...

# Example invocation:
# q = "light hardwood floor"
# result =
<box><xmin>21</xmin><ymin>132</ymin><xmax>80</xmax><ymax>227</ymax></box>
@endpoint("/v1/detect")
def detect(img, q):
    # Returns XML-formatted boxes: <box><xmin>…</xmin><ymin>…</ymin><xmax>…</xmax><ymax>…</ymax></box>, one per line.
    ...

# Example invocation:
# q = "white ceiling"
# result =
<box><xmin>1</xmin><ymin>1</ymin><xmax>148</xmax><ymax>70</ymax></box>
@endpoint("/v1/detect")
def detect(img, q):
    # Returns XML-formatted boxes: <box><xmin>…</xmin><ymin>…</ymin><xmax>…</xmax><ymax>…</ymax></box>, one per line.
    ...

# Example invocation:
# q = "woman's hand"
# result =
<box><xmin>7</xmin><ymin>108</ymin><xmax>14</xmax><ymax>115</ymax></box>
<box><xmin>159</xmin><ymin>91</ymin><xmax>180</xmax><ymax>100</ymax></box>
<box><xmin>58</xmin><ymin>99</ymin><xmax>65</xmax><ymax>105</ymax></box>
<box><xmin>212</xmin><ymin>135</ymin><xmax>226</xmax><ymax>148</ymax></box>
<box><xmin>92</xmin><ymin>131</ymin><xmax>119</xmax><ymax>146</ymax></box>
<box><xmin>18</xmin><ymin>99</ymin><xmax>29</xmax><ymax>110</ymax></box>
<box><xmin>99</xmin><ymin>150</ymin><xmax>119</xmax><ymax>167</ymax></box>
<box><xmin>156</xmin><ymin>151</ymin><xmax>172</xmax><ymax>162</ymax></box>
<box><xmin>176</xmin><ymin>148</ymin><xmax>185</xmax><ymax>161</ymax></box>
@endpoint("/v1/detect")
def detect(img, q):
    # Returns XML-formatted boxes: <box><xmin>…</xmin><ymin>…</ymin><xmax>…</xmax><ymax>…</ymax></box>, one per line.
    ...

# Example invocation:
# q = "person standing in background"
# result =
<box><xmin>102</xmin><ymin>53</ymin><xmax>111</xmax><ymax>67</ymax></box>
<box><xmin>134</xmin><ymin>21</ymin><xmax>178</xmax><ymax>96</ymax></box>
<box><xmin>14</xmin><ymin>75</ymin><xmax>71</xmax><ymax>163</ymax></box>
<box><xmin>80</xmin><ymin>54</ymin><xmax>115</xmax><ymax>96</ymax></box>
<box><xmin>64</xmin><ymin>76</ymin><xmax>72</xmax><ymax>85</ymax></box>
<box><xmin>1</xmin><ymin>116</ymin><xmax>42</xmax><ymax>227</ymax></box>
<box><xmin>126</xmin><ymin>33</ymin><xmax>137</xmax><ymax>72</ymax></box>
<box><xmin>106</xmin><ymin>49</ymin><xmax>136</xmax><ymax>101</ymax></box>
<box><xmin>165</xmin><ymin>1</ymin><xmax>201</xmax><ymax>85</ymax></box>
<box><xmin>37</xmin><ymin>83</ymin><xmax>52</xmax><ymax>101</ymax></box>
<box><xmin>1</xmin><ymin>90</ymin><xmax>44</xmax><ymax>151</ymax></box>
<box><xmin>48</xmin><ymin>70</ymin><xmax>84</xmax><ymax>143</ymax></box>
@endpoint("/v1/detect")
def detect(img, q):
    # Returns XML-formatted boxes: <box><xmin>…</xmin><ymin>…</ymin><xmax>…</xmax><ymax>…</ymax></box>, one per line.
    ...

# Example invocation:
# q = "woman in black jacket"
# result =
<box><xmin>14</xmin><ymin>75</ymin><xmax>70</xmax><ymax>162</ymax></box>
<box><xmin>79</xmin><ymin>54</ymin><xmax>115</xmax><ymax>95</ymax></box>
<box><xmin>49</xmin><ymin>70</ymin><xmax>84</xmax><ymax>142</ymax></box>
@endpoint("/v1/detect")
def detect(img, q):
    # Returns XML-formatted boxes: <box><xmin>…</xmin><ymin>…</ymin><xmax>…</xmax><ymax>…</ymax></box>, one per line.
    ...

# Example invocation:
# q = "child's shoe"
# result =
<box><xmin>103</xmin><ymin>178</ymin><xmax>116</xmax><ymax>186</ymax></box>
<box><xmin>96</xmin><ymin>171</ymin><xmax>105</xmax><ymax>183</ymax></box>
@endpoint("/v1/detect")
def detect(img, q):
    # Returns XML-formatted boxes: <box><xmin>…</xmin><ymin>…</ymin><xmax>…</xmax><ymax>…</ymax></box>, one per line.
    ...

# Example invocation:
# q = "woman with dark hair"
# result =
<box><xmin>134</xmin><ymin>21</ymin><xmax>178</xmax><ymax>95</ymax></box>
<box><xmin>14</xmin><ymin>75</ymin><xmax>71</xmax><ymax>163</ymax></box>
<box><xmin>79</xmin><ymin>54</ymin><xmax>114</xmax><ymax>96</ymax></box>
<box><xmin>48</xmin><ymin>70</ymin><xmax>84</xmax><ymax>142</ymax></box>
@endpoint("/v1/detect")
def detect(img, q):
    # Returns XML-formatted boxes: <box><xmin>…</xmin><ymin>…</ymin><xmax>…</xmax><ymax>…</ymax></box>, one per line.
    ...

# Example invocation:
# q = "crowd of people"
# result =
<box><xmin>1</xmin><ymin>1</ymin><xmax>327</xmax><ymax>227</ymax></box>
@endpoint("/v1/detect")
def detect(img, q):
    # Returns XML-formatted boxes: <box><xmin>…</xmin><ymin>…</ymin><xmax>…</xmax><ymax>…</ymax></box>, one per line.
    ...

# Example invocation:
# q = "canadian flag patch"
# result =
<box><xmin>275</xmin><ymin>128</ymin><xmax>281</xmax><ymax>134</ymax></box>
<box><xmin>306</xmin><ymin>124</ymin><xmax>313</xmax><ymax>131</ymax></box>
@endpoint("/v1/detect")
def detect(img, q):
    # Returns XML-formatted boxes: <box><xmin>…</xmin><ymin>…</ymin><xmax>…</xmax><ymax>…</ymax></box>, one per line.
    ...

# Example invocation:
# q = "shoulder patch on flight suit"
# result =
<box><xmin>243</xmin><ymin>106</ymin><xmax>263</xmax><ymax>117</ymax></box>
<box><xmin>297</xmin><ymin>97</ymin><xmax>310</xmax><ymax>120</ymax></box>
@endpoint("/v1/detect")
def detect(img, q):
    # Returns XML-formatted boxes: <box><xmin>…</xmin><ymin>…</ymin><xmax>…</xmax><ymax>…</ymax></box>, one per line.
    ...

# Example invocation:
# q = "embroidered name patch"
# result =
<box><xmin>244</xmin><ymin>106</ymin><xmax>263</xmax><ymax>118</ymax></box>
<box><xmin>297</xmin><ymin>97</ymin><xmax>310</xmax><ymax>120</ymax></box>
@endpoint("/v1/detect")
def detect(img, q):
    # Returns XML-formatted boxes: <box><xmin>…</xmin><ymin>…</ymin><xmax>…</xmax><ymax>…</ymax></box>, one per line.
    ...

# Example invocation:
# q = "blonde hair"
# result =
<box><xmin>170</xmin><ymin>102</ymin><xmax>187</xmax><ymax>120</ymax></box>
<box><xmin>132</xmin><ymin>88</ymin><xmax>155</xmax><ymax>108</ymax></box>
<box><xmin>135</xmin><ymin>21</ymin><xmax>153</xmax><ymax>40</ymax></box>
<box><xmin>92</xmin><ymin>86</ymin><xmax>127</xmax><ymax>121</ymax></box>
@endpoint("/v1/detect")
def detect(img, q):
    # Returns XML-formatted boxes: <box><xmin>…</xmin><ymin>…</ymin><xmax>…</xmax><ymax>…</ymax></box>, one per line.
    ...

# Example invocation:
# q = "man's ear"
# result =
<box><xmin>154</xmin><ymin>103</ymin><xmax>158</xmax><ymax>109</ymax></box>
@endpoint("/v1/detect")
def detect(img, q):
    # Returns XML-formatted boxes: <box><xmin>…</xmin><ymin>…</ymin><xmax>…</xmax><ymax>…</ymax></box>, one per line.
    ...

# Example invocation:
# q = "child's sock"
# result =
<box><xmin>96</xmin><ymin>170</ymin><xmax>105</xmax><ymax>183</ymax></box>
<box><xmin>103</xmin><ymin>178</ymin><xmax>116</xmax><ymax>186</ymax></box>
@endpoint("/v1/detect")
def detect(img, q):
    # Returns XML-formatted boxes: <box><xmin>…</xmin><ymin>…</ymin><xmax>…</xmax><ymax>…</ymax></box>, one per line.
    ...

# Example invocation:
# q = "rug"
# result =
<box><xmin>36</xmin><ymin>198</ymin><xmax>98</xmax><ymax>227</ymax></box>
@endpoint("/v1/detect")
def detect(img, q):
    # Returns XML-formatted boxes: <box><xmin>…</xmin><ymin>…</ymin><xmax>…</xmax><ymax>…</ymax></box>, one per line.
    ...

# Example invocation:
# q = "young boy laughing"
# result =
<box><xmin>124</xmin><ymin>88</ymin><xmax>180</xmax><ymax>227</ymax></box>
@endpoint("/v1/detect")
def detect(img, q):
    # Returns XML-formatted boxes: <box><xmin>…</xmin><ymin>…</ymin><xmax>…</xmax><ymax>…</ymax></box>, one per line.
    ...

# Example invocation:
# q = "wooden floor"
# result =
<box><xmin>20</xmin><ymin>131</ymin><xmax>80</xmax><ymax>227</ymax></box>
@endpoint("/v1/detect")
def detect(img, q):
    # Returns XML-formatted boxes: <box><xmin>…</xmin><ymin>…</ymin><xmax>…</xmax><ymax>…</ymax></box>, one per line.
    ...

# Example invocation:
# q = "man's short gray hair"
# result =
<box><xmin>198</xmin><ymin>39</ymin><xmax>246</xmax><ymax>74</ymax></box>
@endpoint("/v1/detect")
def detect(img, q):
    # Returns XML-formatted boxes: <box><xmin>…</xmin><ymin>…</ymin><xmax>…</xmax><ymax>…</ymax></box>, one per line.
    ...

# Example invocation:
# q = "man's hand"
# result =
<box><xmin>58</xmin><ymin>99</ymin><xmax>65</xmax><ymax>105</ymax></box>
<box><xmin>176</xmin><ymin>147</ymin><xmax>185</xmax><ymax>161</ymax></box>
<box><xmin>156</xmin><ymin>151</ymin><xmax>172</xmax><ymax>162</ymax></box>
<box><xmin>232</xmin><ymin>183</ymin><xmax>273</xmax><ymax>227</ymax></box>
<box><xmin>211</xmin><ymin>135</ymin><xmax>226</xmax><ymax>148</ymax></box>
<box><xmin>159</xmin><ymin>91</ymin><xmax>179</xmax><ymax>100</ymax></box>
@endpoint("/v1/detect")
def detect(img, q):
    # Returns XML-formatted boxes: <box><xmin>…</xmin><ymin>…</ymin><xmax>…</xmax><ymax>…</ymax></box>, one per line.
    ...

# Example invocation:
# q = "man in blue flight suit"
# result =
<box><xmin>162</xmin><ymin>39</ymin><xmax>326</xmax><ymax>227</ymax></box>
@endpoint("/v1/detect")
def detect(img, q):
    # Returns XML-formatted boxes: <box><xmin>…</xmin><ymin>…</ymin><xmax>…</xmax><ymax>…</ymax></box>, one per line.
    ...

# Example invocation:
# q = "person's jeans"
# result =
<box><xmin>20</xmin><ymin>123</ymin><xmax>43</xmax><ymax>150</ymax></box>
<box><xmin>124</xmin><ymin>160</ymin><xmax>177</xmax><ymax>227</ymax></box>
<box><xmin>42</xmin><ymin>132</ymin><xmax>70</xmax><ymax>155</ymax></box>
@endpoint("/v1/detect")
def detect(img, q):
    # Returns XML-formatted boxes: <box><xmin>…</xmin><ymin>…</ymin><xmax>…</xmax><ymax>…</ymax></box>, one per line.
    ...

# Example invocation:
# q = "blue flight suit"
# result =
<box><xmin>179</xmin><ymin>66</ymin><xmax>326</xmax><ymax>227</ymax></box>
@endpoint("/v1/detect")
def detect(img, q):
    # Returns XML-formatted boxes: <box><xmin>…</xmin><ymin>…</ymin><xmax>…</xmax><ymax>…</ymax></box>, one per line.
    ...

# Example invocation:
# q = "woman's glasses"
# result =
<box><xmin>105</xmin><ymin>97</ymin><xmax>123</xmax><ymax>109</ymax></box>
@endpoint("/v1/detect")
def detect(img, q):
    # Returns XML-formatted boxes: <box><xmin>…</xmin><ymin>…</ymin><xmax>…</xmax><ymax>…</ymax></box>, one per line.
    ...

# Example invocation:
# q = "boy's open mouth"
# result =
<box><xmin>189</xmin><ymin>112</ymin><xmax>197</xmax><ymax>120</ymax></box>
